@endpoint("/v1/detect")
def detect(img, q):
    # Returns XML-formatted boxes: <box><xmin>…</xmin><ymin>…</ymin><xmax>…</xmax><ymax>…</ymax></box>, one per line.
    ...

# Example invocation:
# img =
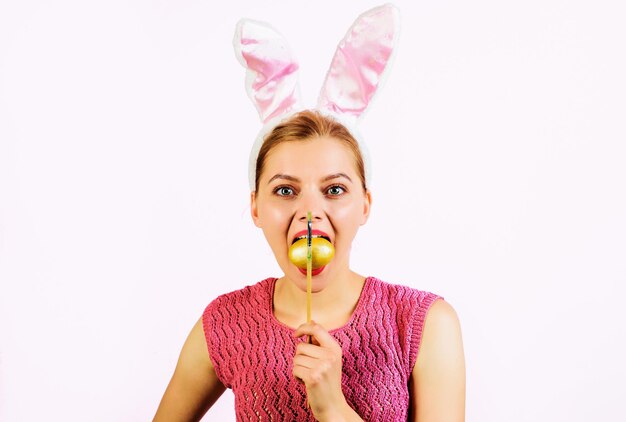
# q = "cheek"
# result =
<box><xmin>328</xmin><ymin>200</ymin><xmax>364</xmax><ymax>234</ymax></box>
<box><xmin>259</xmin><ymin>202</ymin><xmax>293</xmax><ymax>237</ymax></box>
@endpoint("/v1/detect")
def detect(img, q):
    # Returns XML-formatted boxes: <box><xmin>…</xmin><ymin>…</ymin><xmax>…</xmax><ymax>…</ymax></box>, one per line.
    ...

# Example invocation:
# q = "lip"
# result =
<box><xmin>291</xmin><ymin>229</ymin><xmax>332</xmax><ymax>244</ymax></box>
<box><xmin>298</xmin><ymin>265</ymin><xmax>326</xmax><ymax>276</ymax></box>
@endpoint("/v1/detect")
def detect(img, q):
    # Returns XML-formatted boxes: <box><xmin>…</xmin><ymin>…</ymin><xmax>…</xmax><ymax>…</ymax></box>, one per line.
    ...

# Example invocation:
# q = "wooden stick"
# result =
<box><xmin>306</xmin><ymin>211</ymin><xmax>312</xmax><ymax>344</ymax></box>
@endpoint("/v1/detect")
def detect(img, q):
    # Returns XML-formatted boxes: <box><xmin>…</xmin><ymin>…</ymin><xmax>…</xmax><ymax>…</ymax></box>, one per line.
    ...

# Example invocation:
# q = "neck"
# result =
<box><xmin>273</xmin><ymin>269</ymin><xmax>366</xmax><ymax>330</ymax></box>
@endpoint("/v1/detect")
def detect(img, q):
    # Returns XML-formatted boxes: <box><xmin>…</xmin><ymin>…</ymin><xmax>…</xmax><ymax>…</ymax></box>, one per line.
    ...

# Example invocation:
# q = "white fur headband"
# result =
<box><xmin>233</xmin><ymin>3</ymin><xmax>400</xmax><ymax>191</ymax></box>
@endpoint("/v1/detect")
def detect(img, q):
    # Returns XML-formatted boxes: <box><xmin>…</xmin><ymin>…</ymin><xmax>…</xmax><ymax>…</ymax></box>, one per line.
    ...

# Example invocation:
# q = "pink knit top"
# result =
<box><xmin>202</xmin><ymin>276</ymin><xmax>442</xmax><ymax>421</ymax></box>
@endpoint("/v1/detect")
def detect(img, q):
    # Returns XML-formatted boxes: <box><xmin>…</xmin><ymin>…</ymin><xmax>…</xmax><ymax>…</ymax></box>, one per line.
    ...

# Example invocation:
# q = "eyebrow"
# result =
<box><xmin>267</xmin><ymin>172</ymin><xmax>353</xmax><ymax>185</ymax></box>
<box><xmin>267</xmin><ymin>174</ymin><xmax>300</xmax><ymax>184</ymax></box>
<box><xmin>323</xmin><ymin>172</ymin><xmax>353</xmax><ymax>183</ymax></box>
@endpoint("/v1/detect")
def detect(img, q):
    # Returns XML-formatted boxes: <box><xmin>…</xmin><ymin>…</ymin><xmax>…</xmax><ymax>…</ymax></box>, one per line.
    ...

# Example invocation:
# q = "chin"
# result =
<box><xmin>287</xmin><ymin>265</ymin><xmax>332</xmax><ymax>292</ymax></box>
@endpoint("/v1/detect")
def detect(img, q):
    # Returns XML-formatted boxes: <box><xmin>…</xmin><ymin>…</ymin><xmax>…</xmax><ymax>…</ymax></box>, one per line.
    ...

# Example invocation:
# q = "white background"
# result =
<box><xmin>1</xmin><ymin>0</ymin><xmax>625</xmax><ymax>420</ymax></box>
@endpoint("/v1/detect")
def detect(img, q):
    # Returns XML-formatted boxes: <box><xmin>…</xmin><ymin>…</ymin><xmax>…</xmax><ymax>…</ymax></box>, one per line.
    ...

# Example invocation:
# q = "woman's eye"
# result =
<box><xmin>275</xmin><ymin>186</ymin><xmax>295</xmax><ymax>196</ymax></box>
<box><xmin>327</xmin><ymin>185</ymin><xmax>345</xmax><ymax>196</ymax></box>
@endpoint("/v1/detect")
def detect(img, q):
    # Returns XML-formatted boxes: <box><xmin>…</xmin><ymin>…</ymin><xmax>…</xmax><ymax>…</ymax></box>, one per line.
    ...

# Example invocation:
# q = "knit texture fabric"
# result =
<box><xmin>202</xmin><ymin>276</ymin><xmax>442</xmax><ymax>421</ymax></box>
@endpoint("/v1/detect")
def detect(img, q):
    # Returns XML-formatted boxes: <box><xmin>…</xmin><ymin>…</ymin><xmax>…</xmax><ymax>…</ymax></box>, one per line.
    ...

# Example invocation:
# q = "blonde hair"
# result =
<box><xmin>255</xmin><ymin>110</ymin><xmax>367</xmax><ymax>192</ymax></box>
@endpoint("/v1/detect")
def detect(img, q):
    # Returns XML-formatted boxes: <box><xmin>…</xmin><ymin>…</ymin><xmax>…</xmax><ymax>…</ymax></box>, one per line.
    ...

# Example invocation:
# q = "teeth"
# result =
<box><xmin>292</xmin><ymin>234</ymin><xmax>331</xmax><ymax>244</ymax></box>
<box><xmin>297</xmin><ymin>234</ymin><xmax>321</xmax><ymax>240</ymax></box>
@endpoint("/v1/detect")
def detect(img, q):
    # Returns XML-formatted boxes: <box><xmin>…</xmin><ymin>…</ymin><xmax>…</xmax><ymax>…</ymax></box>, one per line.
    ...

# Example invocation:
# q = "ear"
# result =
<box><xmin>250</xmin><ymin>191</ymin><xmax>262</xmax><ymax>228</ymax></box>
<box><xmin>317</xmin><ymin>4</ymin><xmax>399</xmax><ymax>122</ymax></box>
<box><xmin>234</xmin><ymin>18</ymin><xmax>302</xmax><ymax>123</ymax></box>
<box><xmin>360</xmin><ymin>190</ymin><xmax>372</xmax><ymax>225</ymax></box>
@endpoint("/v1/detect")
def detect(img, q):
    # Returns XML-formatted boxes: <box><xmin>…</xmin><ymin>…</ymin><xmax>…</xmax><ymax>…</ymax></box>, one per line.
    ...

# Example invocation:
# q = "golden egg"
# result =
<box><xmin>288</xmin><ymin>237</ymin><xmax>335</xmax><ymax>269</ymax></box>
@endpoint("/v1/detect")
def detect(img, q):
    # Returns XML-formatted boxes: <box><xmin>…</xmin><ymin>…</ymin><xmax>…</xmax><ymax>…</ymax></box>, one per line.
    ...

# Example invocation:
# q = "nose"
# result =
<box><xmin>296</xmin><ymin>190</ymin><xmax>325</xmax><ymax>222</ymax></box>
<box><xmin>298</xmin><ymin>210</ymin><xmax>323</xmax><ymax>222</ymax></box>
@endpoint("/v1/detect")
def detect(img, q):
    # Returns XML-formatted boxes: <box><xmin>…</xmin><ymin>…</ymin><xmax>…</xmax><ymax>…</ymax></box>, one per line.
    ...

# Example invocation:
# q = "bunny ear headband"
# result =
<box><xmin>234</xmin><ymin>3</ymin><xmax>400</xmax><ymax>191</ymax></box>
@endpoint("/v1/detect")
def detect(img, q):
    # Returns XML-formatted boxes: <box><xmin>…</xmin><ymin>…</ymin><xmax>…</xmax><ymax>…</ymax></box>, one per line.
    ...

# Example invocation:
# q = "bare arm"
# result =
<box><xmin>153</xmin><ymin>317</ymin><xmax>226</xmax><ymax>422</ymax></box>
<box><xmin>409</xmin><ymin>300</ymin><xmax>466</xmax><ymax>422</ymax></box>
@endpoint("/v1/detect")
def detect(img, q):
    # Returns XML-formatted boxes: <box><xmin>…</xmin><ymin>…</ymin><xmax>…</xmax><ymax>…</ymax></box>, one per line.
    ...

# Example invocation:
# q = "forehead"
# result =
<box><xmin>263</xmin><ymin>136</ymin><xmax>359</xmax><ymax>179</ymax></box>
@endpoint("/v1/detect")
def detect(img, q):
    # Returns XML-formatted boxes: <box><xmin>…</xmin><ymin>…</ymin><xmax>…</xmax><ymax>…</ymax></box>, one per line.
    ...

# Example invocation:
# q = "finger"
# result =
<box><xmin>292</xmin><ymin>365</ymin><xmax>309</xmax><ymax>383</ymax></box>
<box><xmin>293</xmin><ymin>354</ymin><xmax>318</xmax><ymax>369</ymax></box>
<box><xmin>309</xmin><ymin>333</ymin><xmax>321</xmax><ymax>347</ymax></box>
<box><xmin>295</xmin><ymin>342</ymin><xmax>326</xmax><ymax>359</ymax></box>
<box><xmin>294</xmin><ymin>321</ymin><xmax>341</xmax><ymax>352</ymax></box>
<box><xmin>292</xmin><ymin>321</ymin><xmax>318</xmax><ymax>338</ymax></box>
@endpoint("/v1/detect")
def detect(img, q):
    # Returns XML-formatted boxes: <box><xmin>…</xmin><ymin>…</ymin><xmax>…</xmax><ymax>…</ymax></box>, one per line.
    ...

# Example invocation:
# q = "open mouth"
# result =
<box><xmin>291</xmin><ymin>229</ymin><xmax>332</xmax><ymax>245</ymax></box>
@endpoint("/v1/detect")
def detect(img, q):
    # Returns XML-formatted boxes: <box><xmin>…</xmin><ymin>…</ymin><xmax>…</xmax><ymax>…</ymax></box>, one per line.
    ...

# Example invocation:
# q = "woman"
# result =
<box><xmin>152</xmin><ymin>111</ymin><xmax>466</xmax><ymax>421</ymax></box>
<box><xmin>155</xmin><ymin>4</ymin><xmax>465</xmax><ymax>420</ymax></box>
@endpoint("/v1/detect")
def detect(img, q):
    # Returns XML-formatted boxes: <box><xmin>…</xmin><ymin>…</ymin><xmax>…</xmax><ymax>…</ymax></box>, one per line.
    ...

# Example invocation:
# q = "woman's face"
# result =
<box><xmin>251</xmin><ymin>136</ymin><xmax>371</xmax><ymax>292</ymax></box>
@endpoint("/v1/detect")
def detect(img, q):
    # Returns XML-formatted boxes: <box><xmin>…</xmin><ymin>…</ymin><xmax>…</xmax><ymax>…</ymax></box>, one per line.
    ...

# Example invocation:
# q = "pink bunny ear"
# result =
<box><xmin>317</xmin><ymin>4</ymin><xmax>399</xmax><ymax>121</ymax></box>
<box><xmin>234</xmin><ymin>19</ymin><xmax>302</xmax><ymax>124</ymax></box>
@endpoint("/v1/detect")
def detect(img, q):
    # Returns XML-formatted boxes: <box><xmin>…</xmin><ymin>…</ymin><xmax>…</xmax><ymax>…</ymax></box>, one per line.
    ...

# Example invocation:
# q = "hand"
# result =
<box><xmin>292</xmin><ymin>321</ymin><xmax>355</xmax><ymax>421</ymax></box>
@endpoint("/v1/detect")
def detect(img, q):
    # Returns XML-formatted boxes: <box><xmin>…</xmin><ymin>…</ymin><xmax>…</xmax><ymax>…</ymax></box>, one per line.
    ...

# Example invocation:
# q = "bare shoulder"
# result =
<box><xmin>180</xmin><ymin>316</ymin><xmax>214</xmax><ymax>370</ymax></box>
<box><xmin>152</xmin><ymin>317</ymin><xmax>226</xmax><ymax>422</ymax></box>
<box><xmin>422</xmin><ymin>299</ymin><xmax>462</xmax><ymax>345</ymax></box>
<box><xmin>409</xmin><ymin>299</ymin><xmax>466</xmax><ymax>421</ymax></box>
<box><xmin>417</xmin><ymin>299</ymin><xmax>465</xmax><ymax>374</ymax></box>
